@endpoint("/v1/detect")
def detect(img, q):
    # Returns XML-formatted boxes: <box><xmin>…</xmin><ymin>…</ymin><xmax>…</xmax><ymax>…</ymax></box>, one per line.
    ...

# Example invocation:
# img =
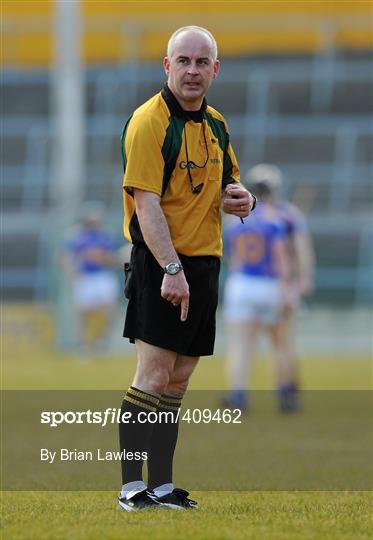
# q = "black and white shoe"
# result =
<box><xmin>118</xmin><ymin>489</ymin><xmax>163</xmax><ymax>511</ymax></box>
<box><xmin>152</xmin><ymin>488</ymin><xmax>198</xmax><ymax>509</ymax></box>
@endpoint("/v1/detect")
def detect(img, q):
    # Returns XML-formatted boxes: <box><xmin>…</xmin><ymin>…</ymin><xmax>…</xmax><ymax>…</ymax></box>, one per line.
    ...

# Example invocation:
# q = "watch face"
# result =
<box><xmin>167</xmin><ymin>263</ymin><xmax>179</xmax><ymax>275</ymax></box>
<box><xmin>165</xmin><ymin>263</ymin><xmax>181</xmax><ymax>275</ymax></box>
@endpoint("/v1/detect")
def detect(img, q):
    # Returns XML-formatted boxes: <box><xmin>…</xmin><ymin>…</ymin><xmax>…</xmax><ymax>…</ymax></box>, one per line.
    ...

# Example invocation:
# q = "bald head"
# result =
<box><xmin>163</xmin><ymin>25</ymin><xmax>220</xmax><ymax>111</ymax></box>
<box><xmin>167</xmin><ymin>26</ymin><xmax>218</xmax><ymax>61</ymax></box>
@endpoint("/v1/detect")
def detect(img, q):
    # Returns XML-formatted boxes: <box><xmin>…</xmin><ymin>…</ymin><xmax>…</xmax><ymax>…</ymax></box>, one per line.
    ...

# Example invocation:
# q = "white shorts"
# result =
<box><xmin>73</xmin><ymin>272</ymin><xmax>119</xmax><ymax>311</ymax></box>
<box><xmin>224</xmin><ymin>273</ymin><xmax>282</xmax><ymax>325</ymax></box>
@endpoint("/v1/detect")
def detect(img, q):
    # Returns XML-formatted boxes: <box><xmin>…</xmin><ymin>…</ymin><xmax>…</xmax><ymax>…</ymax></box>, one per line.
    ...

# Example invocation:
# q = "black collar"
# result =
<box><xmin>161</xmin><ymin>83</ymin><xmax>207</xmax><ymax>123</ymax></box>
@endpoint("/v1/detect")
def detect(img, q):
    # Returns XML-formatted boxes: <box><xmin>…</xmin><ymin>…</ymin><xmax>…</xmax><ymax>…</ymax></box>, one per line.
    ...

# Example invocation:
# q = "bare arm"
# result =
<box><xmin>293</xmin><ymin>231</ymin><xmax>315</xmax><ymax>296</ymax></box>
<box><xmin>273</xmin><ymin>238</ymin><xmax>292</xmax><ymax>308</ymax></box>
<box><xmin>134</xmin><ymin>188</ymin><xmax>190</xmax><ymax>321</ymax></box>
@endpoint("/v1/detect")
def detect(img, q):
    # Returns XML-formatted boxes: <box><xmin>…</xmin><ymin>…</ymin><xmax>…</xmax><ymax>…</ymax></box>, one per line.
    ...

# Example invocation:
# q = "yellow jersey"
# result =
<box><xmin>121</xmin><ymin>84</ymin><xmax>240</xmax><ymax>257</ymax></box>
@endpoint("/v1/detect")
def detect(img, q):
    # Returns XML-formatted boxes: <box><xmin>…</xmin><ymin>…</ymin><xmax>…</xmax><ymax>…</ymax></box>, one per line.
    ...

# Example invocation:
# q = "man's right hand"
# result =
<box><xmin>160</xmin><ymin>272</ymin><xmax>190</xmax><ymax>322</ymax></box>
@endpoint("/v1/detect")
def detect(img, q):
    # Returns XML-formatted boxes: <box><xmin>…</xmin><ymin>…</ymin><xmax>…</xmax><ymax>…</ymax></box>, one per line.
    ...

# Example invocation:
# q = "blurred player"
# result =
<box><xmin>223</xmin><ymin>164</ymin><xmax>314</xmax><ymax>411</ymax></box>
<box><xmin>268</xmin><ymin>165</ymin><xmax>314</xmax><ymax>409</ymax></box>
<box><xmin>61</xmin><ymin>202</ymin><xmax>120</xmax><ymax>354</ymax></box>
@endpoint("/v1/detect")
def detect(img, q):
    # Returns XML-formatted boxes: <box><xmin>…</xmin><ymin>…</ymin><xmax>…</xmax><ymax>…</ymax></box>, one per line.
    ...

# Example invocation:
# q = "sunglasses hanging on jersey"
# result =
<box><xmin>183</xmin><ymin>119</ymin><xmax>209</xmax><ymax>194</ymax></box>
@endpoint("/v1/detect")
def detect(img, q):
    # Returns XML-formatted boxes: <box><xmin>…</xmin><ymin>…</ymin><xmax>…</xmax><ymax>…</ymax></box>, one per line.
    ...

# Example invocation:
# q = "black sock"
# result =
<box><xmin>147</xmin><ymin>394</ymin><xmax>182</xmax><ymax>490</ymax></box>
<box><xmin>119</xmin><ymin>386</ymin><xmax>160</xmax><ymax>485</ymax></box>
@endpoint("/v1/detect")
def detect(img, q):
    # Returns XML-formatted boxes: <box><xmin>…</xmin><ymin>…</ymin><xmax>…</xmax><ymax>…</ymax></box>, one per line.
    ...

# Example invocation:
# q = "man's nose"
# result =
<box><xmin>187</xmin><ymin>62</ymin><xmax>199</xmax><ymax>75</ymax></box>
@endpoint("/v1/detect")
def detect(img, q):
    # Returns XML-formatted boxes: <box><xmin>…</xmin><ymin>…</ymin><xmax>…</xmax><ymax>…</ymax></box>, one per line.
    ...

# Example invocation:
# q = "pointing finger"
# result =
<box><xmin>180</xmin><ymin>297</ymin><xmax>189</xmax><ymax>322</ymax></box>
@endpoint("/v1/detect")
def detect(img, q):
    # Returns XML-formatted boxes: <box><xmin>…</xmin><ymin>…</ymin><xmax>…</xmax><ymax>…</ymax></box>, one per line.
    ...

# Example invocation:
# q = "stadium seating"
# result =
<box><xmin>1</xmin><ymin>3</ymin><xmax>372</xmax><ymax>304</ymax></box>
<box><xmin>2</xmin><ymin>1</ymin><xmax>372</xmax><ymax>66</ymax></box>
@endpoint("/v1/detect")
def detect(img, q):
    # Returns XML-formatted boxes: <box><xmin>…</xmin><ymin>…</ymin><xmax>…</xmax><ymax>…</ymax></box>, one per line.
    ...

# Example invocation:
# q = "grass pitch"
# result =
<box><xmin>2</xmin><ymin>306</ymin><xmax>372</xmax><ymax>540</ymax></box>
<box><xmin>2</xmin><ymin>491</ymin><xmax>372</xmax><ymax>540</ymax></box>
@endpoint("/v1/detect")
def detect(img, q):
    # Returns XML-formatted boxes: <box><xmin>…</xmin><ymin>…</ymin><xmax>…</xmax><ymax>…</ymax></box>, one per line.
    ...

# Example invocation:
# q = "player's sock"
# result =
<box><xmin>120</xmin><ymin>480</ymin><xmax>147</xmax><ymax>499</ymax></box>
<box><xmin>147</xmin><ymin>394</ymin><xmax>182</xmax><ymax>491</ymax></box>
<box><xmin>223</xmin><ymin>389</ymin><xmax>248</xmax><ymax>411</ymax></box>
<box><xmin>278</xmin><ymin>382</ymin><xmax>299</xmax><ymax>412</ymax></box>
<box><xmin>119</xmin><ymin>386</ymin><xmax>160</xmax><ymax>484</ymax></box>
<box><xmin>152</xmin><ymin>483</ymin><xmax>174</xmax><ymax>497</ymax></box>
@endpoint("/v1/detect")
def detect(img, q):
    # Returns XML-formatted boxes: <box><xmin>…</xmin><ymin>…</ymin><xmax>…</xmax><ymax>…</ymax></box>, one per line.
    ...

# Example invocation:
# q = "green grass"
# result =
<box><xmin>2</xmin><ymin>305</ymin><xmax>372</xmax><ymax>539</ymax></box>
<box><xmin>3</xmin><ymin>342</ymin><xmax>371</xmax><ymax>391</ymax></box>
<box><xmin>2</xmin><ymin>491</ymin><xmax>372</xmax><ymax>540</ymax></box>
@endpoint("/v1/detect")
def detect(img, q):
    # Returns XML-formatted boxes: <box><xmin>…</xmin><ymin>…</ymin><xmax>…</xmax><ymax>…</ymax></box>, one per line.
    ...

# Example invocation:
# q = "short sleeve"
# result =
<box><xmin>223</xmin><ymin>139</ymin><xmax>240</xmax><ymax>187</ymax></box>
<box><xmin>101</xmin><ymin>232</ymin><xmax>119</xmax><ymax>252</ymax></box>
<box><xmin>280</xmin><ymin>202</ymin><xmax>307</xmax><ymax>234</ymax></box>
<box><xmin>291</xmin><ymin>208</ymin><xmax>307</xmax><ymax>234</ymax></box>
<box><xmin>222</xmin><ymin>127</ymin><xmax>240</xmax><ymax>188</ymax></box>
<box><xmin>272</xmin><ymin>219</ymin><xmax>286</xmax><ymax>240</ymax></box>
<box><xmin>123</xmin><ymin>113</ymin><xmax>166</xmax><ymax>196</ymax></box>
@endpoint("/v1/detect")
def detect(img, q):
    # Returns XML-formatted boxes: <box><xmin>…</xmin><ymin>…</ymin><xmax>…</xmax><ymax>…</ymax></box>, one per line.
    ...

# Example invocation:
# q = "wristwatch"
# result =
<box><xmin>164</xmin><ymin>262</ymin><xmax>183</xmax><ymax>275</ymax></box>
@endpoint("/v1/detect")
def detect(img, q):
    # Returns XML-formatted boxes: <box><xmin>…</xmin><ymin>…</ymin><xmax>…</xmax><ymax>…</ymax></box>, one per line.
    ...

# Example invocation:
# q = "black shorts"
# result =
<box><xmin>123</xmin><ymin>245</ymin><xmax>220</xmax><ymax>357</ymax></box>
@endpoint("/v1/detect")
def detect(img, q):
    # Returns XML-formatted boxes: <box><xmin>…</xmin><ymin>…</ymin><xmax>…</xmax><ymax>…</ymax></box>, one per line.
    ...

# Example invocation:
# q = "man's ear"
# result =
<box><xmin>212</xmin><ymin>59</ymin><xmax>220</xmax><ymax>79</ymax></box>
<box><xmin>163</xmin><ymin>57</ymin><xmax>170</xmax><ymax>76</ymax></box>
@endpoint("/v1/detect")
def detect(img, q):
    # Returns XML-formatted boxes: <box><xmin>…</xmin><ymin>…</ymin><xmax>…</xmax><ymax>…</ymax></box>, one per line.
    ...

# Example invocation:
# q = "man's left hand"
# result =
<box><xmin>222</xmin><ymin>183</ymin><xmax>255</xmax><ymax>218</ymax></box>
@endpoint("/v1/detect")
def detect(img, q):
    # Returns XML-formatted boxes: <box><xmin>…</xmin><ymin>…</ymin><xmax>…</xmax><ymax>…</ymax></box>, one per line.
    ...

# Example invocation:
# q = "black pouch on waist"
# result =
<box><xmin>124</xmin><ymin>262</ymin><xmax>133</xmax><ymax>299</ymax></box>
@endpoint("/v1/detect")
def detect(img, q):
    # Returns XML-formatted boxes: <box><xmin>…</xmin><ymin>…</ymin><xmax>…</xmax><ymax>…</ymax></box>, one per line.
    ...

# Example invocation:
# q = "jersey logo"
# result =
<box><xmin>179</xmin><ymin>161</ymin><xmax>196</xmax><ymax>170</ymax></box>
<box><xmin>179</xmin><ymin>158</ymin><xmax>221</xmax><ymax>169</ymax></box>
<box><xmin>235</xmin><ymin>232</ymin><xmax>265</xmax><ymax>264</ymax></box>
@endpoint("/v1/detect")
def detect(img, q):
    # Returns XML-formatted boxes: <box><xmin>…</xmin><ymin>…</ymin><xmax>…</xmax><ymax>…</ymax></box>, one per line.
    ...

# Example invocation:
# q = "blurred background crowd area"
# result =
<box><xmin>1</xmin><ymin>1</ymin><xmax>372</xmax><ymax>355</ymax></box>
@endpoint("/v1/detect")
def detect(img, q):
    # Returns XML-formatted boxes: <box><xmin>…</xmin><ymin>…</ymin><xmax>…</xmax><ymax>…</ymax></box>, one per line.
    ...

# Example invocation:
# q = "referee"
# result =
<box><xmin>118</xmin><ymin>25</ymin><xmax>255</xmax><ymax>511</ymax></box>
